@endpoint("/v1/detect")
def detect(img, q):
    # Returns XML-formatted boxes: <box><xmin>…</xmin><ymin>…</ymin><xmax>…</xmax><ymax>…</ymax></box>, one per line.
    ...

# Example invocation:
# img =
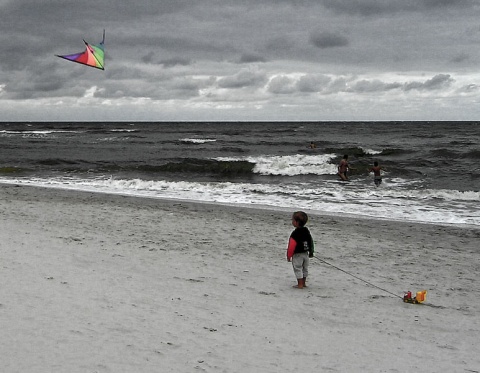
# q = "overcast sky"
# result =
<box><xmin>1</xmin><ymin>0</ymin><xmax>479</xmax><ymax>121</ymax></box>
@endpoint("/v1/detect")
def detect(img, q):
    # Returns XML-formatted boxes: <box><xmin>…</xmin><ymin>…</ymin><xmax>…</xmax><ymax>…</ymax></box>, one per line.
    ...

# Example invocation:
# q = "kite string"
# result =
<box><xmin>312</xmin><ymin>256</ymin><xmax>403</xmax><ymax>299</ymax></box>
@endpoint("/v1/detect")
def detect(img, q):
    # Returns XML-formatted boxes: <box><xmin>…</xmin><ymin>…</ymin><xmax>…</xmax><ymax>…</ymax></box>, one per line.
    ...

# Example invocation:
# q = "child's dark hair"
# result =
<box><xmin>292</xmin><ymin>211</ymin><xmax>308</xmax><ymax>227</ymax></box>
<box><xmin>374</xmin><ymin>161</ymin><xmax>378</xmax><ymax>166</ymax></box>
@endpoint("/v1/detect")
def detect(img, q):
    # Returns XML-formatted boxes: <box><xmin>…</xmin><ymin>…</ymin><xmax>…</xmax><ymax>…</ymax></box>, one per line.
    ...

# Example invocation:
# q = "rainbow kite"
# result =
<box><xmin>56</xmin><ymin>30</ymin><xmax>105</xmax><ymax>70</ymax></box>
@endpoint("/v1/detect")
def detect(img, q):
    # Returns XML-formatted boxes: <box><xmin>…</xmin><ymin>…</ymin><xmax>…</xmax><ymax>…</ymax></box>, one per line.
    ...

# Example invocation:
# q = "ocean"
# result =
<box><xmin>1</xmin><ymin>121</ymin><xmax>479</xmax><ymax>227</ymax></box>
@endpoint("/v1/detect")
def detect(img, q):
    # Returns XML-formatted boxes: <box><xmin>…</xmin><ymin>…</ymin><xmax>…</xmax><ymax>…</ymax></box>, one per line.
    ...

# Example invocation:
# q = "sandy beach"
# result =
<box><xmin>1</xmin><ymin>183</ymin><xmax>479</xmax><ymax>373</ymax></box>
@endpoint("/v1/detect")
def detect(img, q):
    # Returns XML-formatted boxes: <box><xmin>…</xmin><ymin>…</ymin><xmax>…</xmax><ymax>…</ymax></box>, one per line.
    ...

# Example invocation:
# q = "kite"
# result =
<box><xmin>56</xmin><ymin>30</ymin><xmax>105</xmax><ymax>70</ymax></box>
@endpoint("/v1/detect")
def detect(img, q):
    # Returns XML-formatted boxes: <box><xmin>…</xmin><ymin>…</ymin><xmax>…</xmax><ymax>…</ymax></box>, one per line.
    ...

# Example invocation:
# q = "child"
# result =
<box><xmin>368</xmin><ymin>161</ymin><xmax>385</xmax><ymax>187</ymax></box>
<box><xmin>286</xmin><ymin>211</ymin><xmax>315</xmax><ymax>289</ymax></box>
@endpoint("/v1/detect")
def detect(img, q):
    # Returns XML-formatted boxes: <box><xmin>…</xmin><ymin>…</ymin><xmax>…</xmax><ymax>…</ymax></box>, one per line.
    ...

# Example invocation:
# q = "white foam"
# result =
<box><xmin>216</xmin><ymin>154</ymin><xmax>338</xmax><ymax>176</ymax></box>
<box><xmin>180</xmin><ymin>138</ymin><xmax>217</xmax><ymax>144</ymax></box>
<box><xmin>0</xmin><ymin>130</ymin><xmax>83</xmax><ymax>136</ymax></box>
<box><xmin>1</xmin><ymin>176</ymin><xmax>478</xmax><ymax>227</ymax></box>
<box><xmin>362</xmin><ymin>147</ymin><xmax>383</xmax><ymax>155</ymax></box>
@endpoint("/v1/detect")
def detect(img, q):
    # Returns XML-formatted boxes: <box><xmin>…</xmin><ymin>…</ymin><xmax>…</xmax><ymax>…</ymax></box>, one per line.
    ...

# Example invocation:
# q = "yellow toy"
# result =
<box><xmin>403</xmin><ymin>290</ymin><xmax>427</xmax><ymax>304</ymax></box>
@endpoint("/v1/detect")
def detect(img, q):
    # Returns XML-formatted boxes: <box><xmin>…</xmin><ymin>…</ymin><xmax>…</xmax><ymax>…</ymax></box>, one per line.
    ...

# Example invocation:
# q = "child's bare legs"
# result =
<box><xmin>292</xmin><ymin>253</ymin><xmax>309</xmax><ymax>289</ymax></box>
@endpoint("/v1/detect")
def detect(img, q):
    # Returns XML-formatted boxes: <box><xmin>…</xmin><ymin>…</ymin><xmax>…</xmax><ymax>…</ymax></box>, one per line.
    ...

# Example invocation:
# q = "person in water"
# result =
<box><xmin>368</xmin><ymin>161</ymin><xmax>385</xmax><ymax>187</ymax></box>
<box><xmin>338</xmin><ymin>154</ymin><xmax>354</xmax><ymax>181</ymax></box>
<box><xmin>286</xmin><ymin>211</ymin><xmax>315</xmax><ymax>289</ymax></box>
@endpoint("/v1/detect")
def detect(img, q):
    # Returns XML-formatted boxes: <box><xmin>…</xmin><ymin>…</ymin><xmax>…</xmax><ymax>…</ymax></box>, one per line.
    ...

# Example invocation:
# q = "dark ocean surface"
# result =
<box><xmin>1</xmin><ymin>121</ymin><xmax>479</xmax><ymax>226</ymax></box>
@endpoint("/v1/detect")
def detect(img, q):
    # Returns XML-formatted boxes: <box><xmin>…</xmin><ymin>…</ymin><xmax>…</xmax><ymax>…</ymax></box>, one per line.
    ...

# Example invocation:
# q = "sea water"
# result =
<box><xmin>1</xmin><ymin>121</ymin><xmax>479</xmax><ymax>227</ymax></box>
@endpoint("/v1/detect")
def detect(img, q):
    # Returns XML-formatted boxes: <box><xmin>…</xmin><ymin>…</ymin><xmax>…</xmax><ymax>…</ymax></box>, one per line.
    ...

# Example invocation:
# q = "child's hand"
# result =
<box><xmin>287</xmin><ymin>257</ymin><xmax>292</xmax><ymax>262</ymax></box>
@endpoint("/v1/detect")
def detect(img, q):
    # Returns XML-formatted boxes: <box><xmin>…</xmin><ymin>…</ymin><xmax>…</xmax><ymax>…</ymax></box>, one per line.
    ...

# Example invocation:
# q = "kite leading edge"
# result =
<box><xmin>56</xmin><ymin>30</ymin><xmax>105</xmax><ymax>70</ymax></box>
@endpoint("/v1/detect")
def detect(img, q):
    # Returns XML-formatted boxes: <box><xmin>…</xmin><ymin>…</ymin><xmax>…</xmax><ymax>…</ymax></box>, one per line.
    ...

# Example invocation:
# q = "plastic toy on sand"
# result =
<box><xmin>403</xmin><ymin>290</ymin><xmax>427</xmax><ymax>304</ymax></box>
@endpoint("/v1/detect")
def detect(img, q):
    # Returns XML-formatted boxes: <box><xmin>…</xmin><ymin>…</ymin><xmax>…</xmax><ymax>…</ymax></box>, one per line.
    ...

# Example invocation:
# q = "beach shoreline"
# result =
<box><xmin>1</xmin><ymin>179</ymin><xmax>478</xmax><ymax>230</ymax></box>
<box><xmin>1</xmin><ymin>183</ymin><xmax>479</xmax><ymax>372</ymax></box>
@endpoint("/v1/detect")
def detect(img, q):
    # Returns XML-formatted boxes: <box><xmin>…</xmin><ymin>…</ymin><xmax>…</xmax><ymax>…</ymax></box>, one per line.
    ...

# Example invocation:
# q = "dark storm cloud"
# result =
<box><xmin>451</xmin><ymin>53</ymin><xmax>470</xmax><ymax>64</ymax></box>
<box><xmin>321</xmin><ymin>0</ymin><xmax>475</xmax><ymax>16</ymax></box>
<box><xmin>309</xmin><ymin>31</ymin><xmax>349</xmax><ymax>49</ymax></box>
<box><xmin>158</xmin><ymin>57</ymin><xmax>192</xmax><ymax>68</ymax></box>
<box><xmin>98</xmin><ymin>74</ymin><xmax>204</xmax><ymax>101</ymax></box>
<box><xmin>0</xmin><ymin>0</ymin><xmax>204</xmax><ymax>69</ymax></box>
<box><xmin>141</xmin><ymin>52</ymin><xmax>156</xmax><ymax>64</ymax></box>
<box><xmin>104</xmin><ymin>64</ymin><xmax>167</xmax><ymax>81</ymax></box>
<box><xmin>264</xmin><ymin>36</ymin><xmax>297</xmax><ymax>57</ymax></box>
<box><xmin>141</xmin><ymin>52</ymin><xmax>192</xmax><ymax>67</ymax></box>
<box><xmin>2</xmin><ymin>0</ymin><xmax>192</xmax><ymax>24</ymax></box>
<box><xmin>0</xmin><ymin>0</ymin><xmax>479</xmax><ymax>120</ymax></box>
<box><xmin>0</xmin><ymin>34</ymin><xmax>47</xmax><ymax>71</ymax></box>
<box><xmin>238</xmin><ymin>53</ymin><xmax>267</xmax><ymax>64</ymax></box>
<box><xmin>421</xmin><ymin>0</ymin><xmax>474</xmax><ymax>9</ymax></box>
<box><xmin>321</xmin><ymin>0</ymin><xmax>393</xmax><ymax>16</ymax></box>
<box><xmin>5</xmin><ymin>72</ymin><xmax>81</xmax><ymax>100</ymax></box>
<box><xmin>117</xmin><ymin>34</ymin><xmax>235</xmax><ymax>59</ymax></box>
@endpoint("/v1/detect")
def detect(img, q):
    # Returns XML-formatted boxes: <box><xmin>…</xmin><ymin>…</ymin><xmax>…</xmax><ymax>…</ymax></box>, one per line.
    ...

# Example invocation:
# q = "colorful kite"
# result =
<box><xmin>56</xmin><ymin>30</ymin><xmax>105</xmax><ymax>70</ymax></box>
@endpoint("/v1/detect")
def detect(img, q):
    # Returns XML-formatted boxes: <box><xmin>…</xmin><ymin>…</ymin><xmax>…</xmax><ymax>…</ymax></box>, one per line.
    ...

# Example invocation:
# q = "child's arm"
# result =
<box><xmin>309</xmin><ymin>240</ymin><xmax>315</xmax><ymax>258</ymax></box>
<box><xmin>286</xmin><ymin>237</ymin><xmax>297</xmax><ymax>261</ymax></box>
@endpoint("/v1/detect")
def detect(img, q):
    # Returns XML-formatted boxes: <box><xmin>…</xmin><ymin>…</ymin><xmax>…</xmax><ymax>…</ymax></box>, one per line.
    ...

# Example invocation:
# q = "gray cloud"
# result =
<box><xmin>158</xmin><ymin>57</ymin><xmax>192</xmax><ymax>68</ymax></box>
<box><xmin>405</xmin><ymin>74</ymin><xmax>454</xmax><ymax>91</ymax></box>
<box><xmin>238</xmin><ymin>53</ymin><xmax>267</xmax><ymax>64</ymax></box>
<box><xmin>141</xmin><ymin>52</ymin><xmax>156</xmax><ymax>64</ymax></box>
<box><xmin>2</xmin><ymin>0</ymin><xmax>193</xmax><ymax>25</ymax></box>
<box><xmin>309</xmin><ymin>31</ymin><xmax>349</xmax><ymax>49</ymax></box>
<box><xmin>0</xmin><ymin>0</ymin><xmax>478</xmax><ymax>120</ymax></box>
<box><xmin>349</xmin><ymin>75</ymin><xmax>455</xmax><ymax>93</ymax></box>
<box><xmin>451</xmin><ymin>53</ymin><xmax>470</xmax><ymax>64</ymax></box>
<box><xmin>268</xmin><ymin>76</ymin><xmax>296</xmax><ymax>94</ymax></box>
<box><xmin>353</xmin><ymin>79</ymin><xmax>402</xmax><ymax>93</ymax></box>
<box><xmin>458</xmin><ymin>83</ymin><xmax>479</xmax><ymax>93</ymax></box>
<box><xmin>218</xmin><ymin>69</ymin><xmax>267</xmax><ymax>89</ymax></box>
<box><xmin>264</xmin><ymin>36</ymin><xmax>297</xmax><ymax>57</ymax></box>
<box><xmin>296</xmin><ymin>74</ymin><xmax>332</xmax><ymax>93</ymax></box>
<box><xmin>321</xmin><ymin>0</ymin><xmax>475</xmax><ymax>16</ymax></box>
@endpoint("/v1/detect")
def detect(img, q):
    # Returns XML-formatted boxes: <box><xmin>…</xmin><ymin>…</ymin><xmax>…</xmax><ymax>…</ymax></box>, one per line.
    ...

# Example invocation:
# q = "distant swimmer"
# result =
<box><xmin>337</xmin><ymin>154</ymin><xmax>355</xmax><ymax>181</ymax></box>
<box><xmin>308</xmin><ymin>141</ymin><xmax>316</xmax><ymax>149</ymax></box>
<box><xmin>368</xmin><ymin>161</ymin><xmax>386</xmax><ymax>187</ymax></box>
